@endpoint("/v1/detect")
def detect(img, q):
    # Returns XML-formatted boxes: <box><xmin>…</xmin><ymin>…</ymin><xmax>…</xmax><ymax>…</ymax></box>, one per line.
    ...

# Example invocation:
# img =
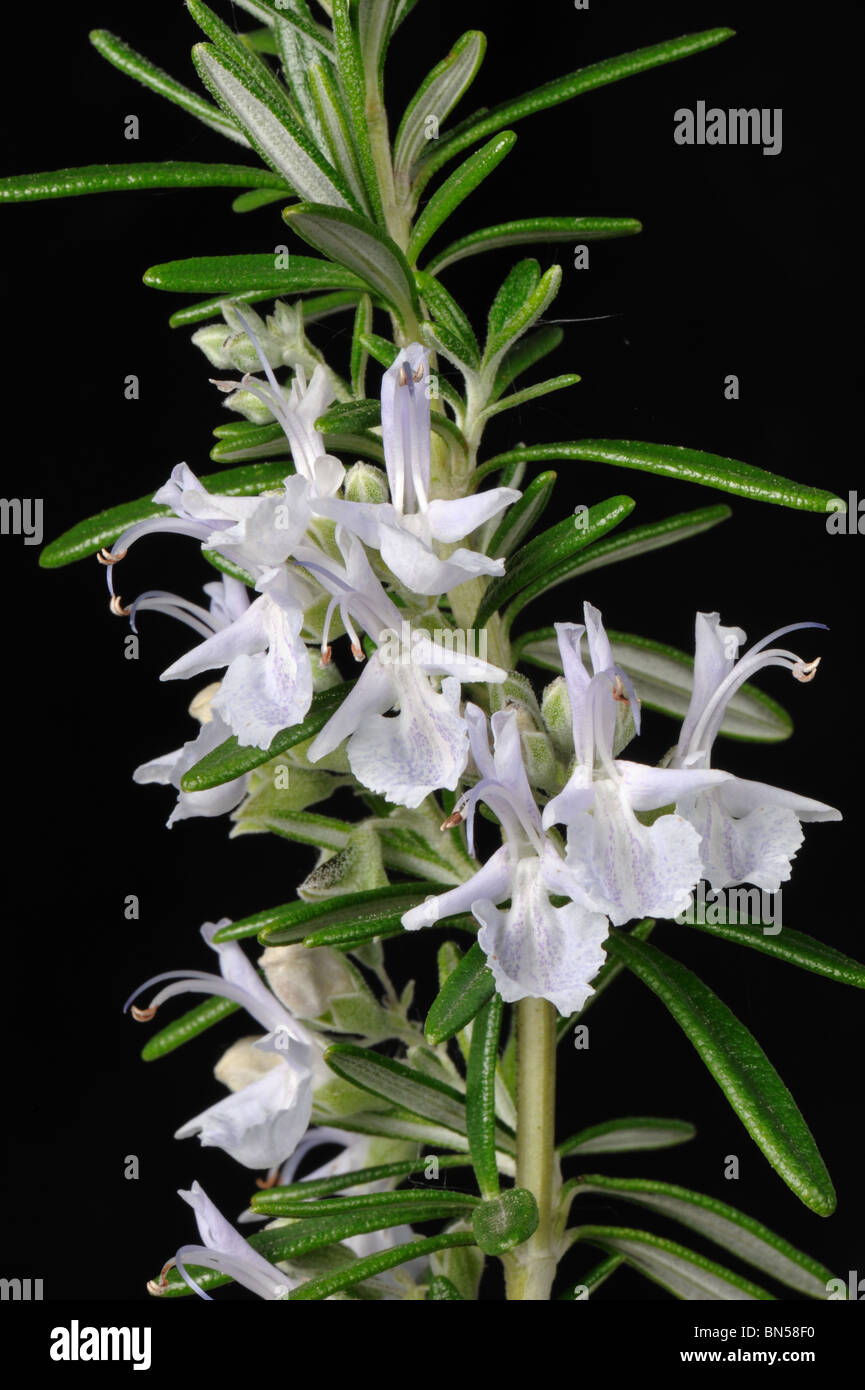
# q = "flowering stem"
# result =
<box><xmin>505</xmin><ymin>997</ymin><xmax>558</xmax><ymax>1300</ymax></box>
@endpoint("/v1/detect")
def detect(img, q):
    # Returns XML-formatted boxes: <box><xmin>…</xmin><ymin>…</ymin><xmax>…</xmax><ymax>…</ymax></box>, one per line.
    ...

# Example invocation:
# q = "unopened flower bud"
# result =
<box><xmin>188</xmin><ymin>681</ymin><xmax>221</xmax><ymax>725</ymax></box>
<box><xmin>344</xmin><ymin>462</ymin><xmax>390</xmax><ymax>504</ymax></box>
<box><xmin>214</xmin><ymin>1036</ymin><xmax>282</xmax><ymax>1093</ymax></box>
<box><xmin>541</xmin><ymin>676</ymin><xmax>573</xmax><ymax>756</ymax></box>
<box><xmin>260</xmin><ymin>944</ymin><xmax>357</xmax><ymax>1020</ymax></box>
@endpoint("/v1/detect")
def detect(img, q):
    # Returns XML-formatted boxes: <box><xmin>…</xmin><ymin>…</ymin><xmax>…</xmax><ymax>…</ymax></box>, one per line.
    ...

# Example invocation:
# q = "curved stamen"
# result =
<box><xmin>101</xmin><ymin>518</ymin><xmax>214</xmax><ymax>596</ymax></box>
<box><xmin>97</xmin><ymin>546</ymin><xmax>126</xmax><ymax>565</ymax></box>
<box><xmin>127</xmin><ymin>590</ymin><xmax>219</xmax><ymax>639</ymax></box>
<box><xmin>109</xmin><ymin>595</ymin><xmax>131</xmax><ymax>617</ymax></box>
<box><xmin>688</xmin><ymin>624</ymin><xmax>827</xmax><ymax>758</ymax></box>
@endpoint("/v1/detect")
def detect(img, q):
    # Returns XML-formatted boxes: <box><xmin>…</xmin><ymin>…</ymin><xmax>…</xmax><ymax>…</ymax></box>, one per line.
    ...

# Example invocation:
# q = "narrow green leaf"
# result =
<box><xmin>231</xmin><ymin>186</ymin><xmax>295</xmax><ymax>213</ymax></box>
<box><xmin>360</xmin><ymin>332</ymin><xmax>399</xmax><ymax>368</ymax></box>
<box><xmin>315</xmin><ymin>399</ymin><xmax>381</xmax><ymax>434</ymax></box>
<box><xmin>415</xmin><ymin>270</ymin><xmax>481</xmax><ymax>369</ymax></box>
<box><xmin>466</xmin><ymin>994</ymin><xmax>503</xmax><ymax>1199</ymax></box>
<box><xmin>245</xmin><ymin>808</ymin><xmax>352</xmax><ymax>851</ymax></box>
<box><xmin>89</xmin><ymin>29</ymin><xmax>247</xmax><ymax>145</ymax></box>
<box><xmin>358</xmin><ymin>0</ymin><xmax>399</xmax><ymax>94</ymax></box>
<box><xmin>681</xmin><ymin>917</ymin><xmax>865</xmax><ymax>988</ymax></box>
<box><xmin>252</xmin><ymin>1154</ymin><xmax>472</xmax><ymax>1206</ymax></box>
<box><xmin>308</xmin><ymin>58</ymin><xmax>371</xmax><ymax>213</ymax></box>
<box><xmin>606</xmin><ymin>934</ymin><xmax>836</xmax><ymax>1215</ymax></box>
<box><xmin>140</xmin><ymin>995</ymin><xmax>240</xmax><ymax>1061</ymax></box>
<box><xmin>571</xmin><ymin>1225</ymin><xmax>773</xmax><ymax>1301</ymax></box>
<box><xmin>325</xmin><ymin>1110</ymin><xmax>475</xmax><ymax>1153</ymax></box>
<box><xmin>427</xmin><ymin>216</ymin><xmax>642</xmax><ymax>274</ymax></box>
<box><xmin>501</xmin><ymin>503</ymin><xmax>730</xmax><ymax>631</ymax></box>
<box><xmin>230</xmin><ymin>0</ymin><xmax>335</xmax><ymax>57</ymax></box>
<box><xmin>484</xmin><ymin>471</ymin><xmax>555</xmax><ymax>559</ymax></box>
<box><xmin>288</xmin><ymin>1232</ymin><xmax>477</xmax><ymax>1300</ymax></box>
<box><xmin>39</xmin><ymin>460</ymin><xmax>293</xmax><ymax>568</ymax></box>
<box><xmin>270</xmin><ymin>5</ymin><xmax>332</xmax><ymax>148</ymax></box>
<box><xmin>484</xmin><ymin>266</ymin><xmax>562</xmax><ymax>371</ymax></box>
<box><xmin>144</xmin><ymin>251</ymin><xmax>363</xmax><ymax>295</ymax></box>
<box><xmin>475</xmin><ymin>495</ymin><xmax>634</xmax><ymax>629</ymax></box>
<box><xmin>414</xmin><ymin>29</ymin><xmax>736</xmax><ymax>186</ymax></box>
<box><xmin>515</xmin><ymin>627</ymin><xmax>791</xmax><ymax>743</ymax></box>
<box><xmin>558</xmin><ymin>1116</ymin><xmax>696</xmax><ymax>1158</ymax></box>
<box><xmin>0</xmin><ymin>162</ymin><xmax>287</xmax><ymax>202</ymax></box>
<box><xmin>153</xmin><ymin>1227</ymin><xmax>361</xmax><ymax>1298</ymax></box>
<box><xmin>407</xmin><ymin>132</ymin><xmax>516</xmax><ymax>265</ymax></box>
<box><xmin>251</xmin><ymin>1187</ymin><xmax>477</xmax><ymax>1219</ymax></box>
<box><xmin>569</xmin><ymin>1175</ymin><xmax>836</xmax><ymax>1299</ymax></box>
<box><xmin>284</xmin><ymin>202</ymin><xmax>419</xmax><ymax>328</ymax></box>
<box><xmin>331</xmin><ymin>0</ymin><xmax>387</xmax><ymax>225</ymax></box>
<box><xmin>181</xmin><ymin>683</ymin><xmax>354</xmax><ymax>791</ymax></box>
<box><xmin>425</xmin><ymin>941</ymin><xmax>496</xmax><ymax>1045</ymax></box>
<box><xmin>168</xmin><ymin>287</ymin><xmax>361</xmax><ymax>329</ymax></box>
<box><xmin>242</xmin><ymin>25</ymin><xmax>280</xmax><ymax>56</ymax></box>
<box><xmin>394</xmin><ymin>31</ymin><xmax>486</xmax><ymax>181</ymax></box>
<box><xmin>203</xmin><ymin>549</ymin><xmax>255</xmax><ymax>585</ymax></box>
<box><xmin>351</xmin><ymin>295</ymin><xmax>373</xmax><ymax>398</ymax></box>
<box><xmin>187</xmin><ymin>0</ymin><xmax>299</xmax><ymax>128</ymax></box>
<box><xmin>489</xmin><ymin>325</ymin><xmax>564</xmax><ymax>403</ymax></box>
<box><xmin>212</xmin><ymin>882</ymin><xmax>434</xmax><ymax>944</ymax></box>
<box><xmin>325</xmin><ymin>1044</ymin><xmax>516</xmax><ymax>1154</ymax></box>
<box><xmin>482</xmin><ymin>439</ymin><xmax>839</xmax><ymax>513</ymax></box>
<box><xmin>480</xmin><ymin>374</ymin><xmax>580</xmax><ymax>423</ymax></box>
<box><xmin>193</xmin><ymin>42</ymin><xmax>355</xmax><ymax>208</ymax></box>
<box><xmin>324</xmin><ymin>1043</ymin><xmax>472</xmax><ymax>1137</ymax></box>
<box><xmin>559</xmin><ymin>1254</ymin><xmax>624</xmax><ymax>1300</ymax></box>
<box><xmin>486</xmin><ymin>258</ymin><xmax>539</xmax><ymax>348</ymax></box>
<box><xmin>419</xmin><ymin>319</ymin><xmax>478</xmax><ymax>378</ymax></box>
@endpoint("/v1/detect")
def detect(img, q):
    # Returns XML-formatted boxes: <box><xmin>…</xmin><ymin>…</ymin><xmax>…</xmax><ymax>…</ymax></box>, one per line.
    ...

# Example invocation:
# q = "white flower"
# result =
<box><xmin>125</xmin><ymin>921</ymin><xmax>317</xmax><ymax>1171</ymax></box>
<box><xmin>314</xmin><ymin>344</ymin><xmax>520</xmax><ymax>595</ymax></box>
<box><xmin>160</xmin><ymin>567</ymin><xmax>316</xmax><ymax>749</ymax></box>
<box><xmin>306</xmin><ymin>532</ymin><xmax>507</xmax><ymax>807</ymax></box>
<box><xmin>671</xmin><ymin>612</ymin><xmax>842</xmax><ymax>891</ymax></box>
<box><xmin>152</xmin><ymin>1182</ymin><xmax>296</xmax><ymax>1301</ymax></box>
<box><xmin>543</xmin><ymin>606</ymin><xmax>731</xmax><ymax>925</ymax></box>
<box><xmin>403</xmin><ymin>705</ymin><xmax>610</xmax><ymax>1016</ymax></box>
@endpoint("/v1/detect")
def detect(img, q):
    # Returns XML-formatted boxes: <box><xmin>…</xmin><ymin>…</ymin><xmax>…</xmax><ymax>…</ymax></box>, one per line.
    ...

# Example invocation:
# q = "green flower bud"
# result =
<box><xmin>520</xmin><ymin>728</ymin><xmax>560</xmax><ymax>795</ymax></box>
<box><xmin>541</xmin><ymin>675</ymin><xmax>573</xmax><ymax>757</ymax></box>
<box><xmin>300</xmin><ymin>822</ymin><xmax>387</xmax><ymax>900</ymax></box>
<box><xmin>344</xmin><ymin>461</ymin><xmax>390</xmax><ymax>504</ymax></box>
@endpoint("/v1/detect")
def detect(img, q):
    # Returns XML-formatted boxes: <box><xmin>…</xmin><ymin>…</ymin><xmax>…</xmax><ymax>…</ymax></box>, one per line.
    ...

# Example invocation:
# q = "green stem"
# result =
<box><xmin>504</xmin><ymin>997</ymin><xmax>559</xmax><ymax>1300</ymax></box>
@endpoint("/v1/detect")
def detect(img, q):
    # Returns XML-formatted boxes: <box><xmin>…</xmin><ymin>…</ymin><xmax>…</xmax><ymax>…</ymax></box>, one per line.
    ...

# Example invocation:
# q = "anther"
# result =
<box><xmin>97</xmin><ymin>546</ymin><xmax>126</xmax><ymax>565</ymax></box>
<box><xmin>397</xmin><ymin>366</ymin><xmax>408</xmax><ymax>387</ymax></box>
<box><xmin>792</xmin><ymin>657</ymin><xmax>820</xmax><ymax>683</ymax></box>
<box><xmin>147</xmin><ymin>1259</ymin><xmax>175</xmax><ymax>1295</ymax></box>
<box><xmin>413</xmin><ymin>362</ymin><xmax>424</xmax><ymax>382</ymax></box>
<box><xmin>110</xmin><ymin>595</ymin><xmax>131</xmax><ymax>617</ymax></box>
<box><xmin>612</xmin><ymin>674</ymin><xmax>629</xmax><ymax>703</ymax></box>
<box><xmin>441</xmin><ymin>811</ymin><xmax>464</xmax><ymax>831</ymax></box>
<box><xmin>255</xmin><ymin>1169</ymin><xmax>280</xmax><ymax>1190</ymax></box>
<box><xmin>320</xmin><ymin>644</ymin><xmax>332</xmax><ymax>666</ymax></box>
<box><xmin>351</xmin><ymin>642</ymin><xmax>365</xmax><ymax>662</ymax></box>
<box><xmin>131</xmin><ymin>1004</ymin><xmax>157</xmax><ymax>1022</ymax></box>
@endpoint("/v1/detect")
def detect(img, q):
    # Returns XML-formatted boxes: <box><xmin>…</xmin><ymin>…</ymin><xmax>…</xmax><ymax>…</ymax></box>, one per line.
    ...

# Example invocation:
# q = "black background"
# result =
<box><xmin>1</xmin><ymin>0</ymin><xmax>862</xmax><ymax>1316</ymax></box>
